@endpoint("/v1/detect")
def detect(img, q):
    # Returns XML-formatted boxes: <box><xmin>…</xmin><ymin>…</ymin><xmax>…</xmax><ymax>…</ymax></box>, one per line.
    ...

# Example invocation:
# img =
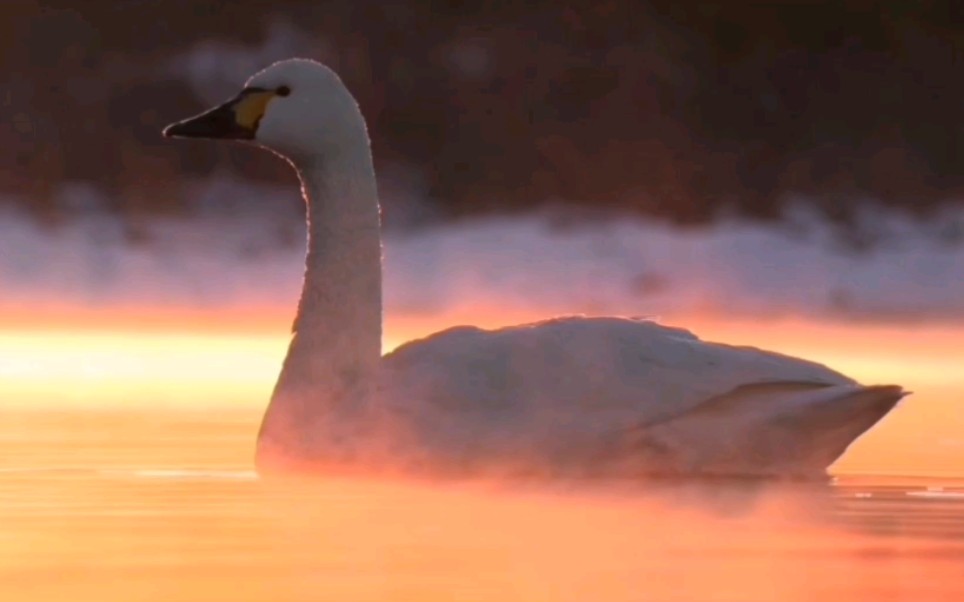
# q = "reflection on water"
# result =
<box><xmin>1</xmin><ymin>411</ymin><xmax>963</xmax><ymax>601</ymax></box>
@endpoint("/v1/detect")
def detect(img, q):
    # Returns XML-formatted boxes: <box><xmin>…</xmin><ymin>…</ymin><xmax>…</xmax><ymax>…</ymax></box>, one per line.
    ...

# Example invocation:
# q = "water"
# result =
<box><xmin>1</xmin><ymin>410</ymin><xmax>962</xmax><ymax>601</ymax></box>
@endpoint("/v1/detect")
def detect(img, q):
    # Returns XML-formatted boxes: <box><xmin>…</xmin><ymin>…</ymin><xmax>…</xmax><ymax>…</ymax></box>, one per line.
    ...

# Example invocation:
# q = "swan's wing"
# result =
<box><xmin>609</xmin><ymin>382</ymin><xmax>904</xmax><ymax>477</ymax></box>
<box><xmin>379</xmin><ymin>316</ymin><xmax>856</xmax><ymax>463</ymax></box>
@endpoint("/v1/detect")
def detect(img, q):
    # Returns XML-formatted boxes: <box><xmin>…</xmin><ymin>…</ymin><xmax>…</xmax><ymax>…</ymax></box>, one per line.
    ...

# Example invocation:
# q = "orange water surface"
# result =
<box><xmin>2</xmin><ymin>306</ymin><xmax>964</xmax><ymax>601</ymax></box>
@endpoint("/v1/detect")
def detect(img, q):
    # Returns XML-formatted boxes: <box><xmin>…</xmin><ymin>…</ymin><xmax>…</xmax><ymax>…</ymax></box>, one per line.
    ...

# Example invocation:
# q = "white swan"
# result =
<box><xmin>163</xmin><ymin>58</ymin><xmax>904</xmax><ymax>479</ymax></box>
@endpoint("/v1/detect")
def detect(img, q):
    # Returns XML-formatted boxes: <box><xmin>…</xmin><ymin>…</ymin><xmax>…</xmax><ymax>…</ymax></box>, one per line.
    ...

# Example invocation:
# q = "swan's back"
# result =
<box><xmin>385</xmin><ymin>316</ymin><xmax>850</xmax><ymax>415</ymax></box>
<box><xmin>379</xmin><ymin>316</ymin><xmax>855</xmax><ymax>472</ymax></box>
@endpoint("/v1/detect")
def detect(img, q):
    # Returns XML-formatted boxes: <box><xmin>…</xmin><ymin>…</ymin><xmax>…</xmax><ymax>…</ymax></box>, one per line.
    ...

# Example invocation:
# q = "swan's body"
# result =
<box><xmin>164</xmin><ymin>58</ymin><xmax>903</xmax><ymax>478</ymax></box>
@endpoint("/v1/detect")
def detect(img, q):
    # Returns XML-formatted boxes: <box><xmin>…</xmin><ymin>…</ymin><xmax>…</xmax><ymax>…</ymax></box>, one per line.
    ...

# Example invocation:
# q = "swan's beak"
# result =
<box><xmin>163</xmin><ymin>88</ymin><xmax>276</xmax><ymax>140</ymax></box>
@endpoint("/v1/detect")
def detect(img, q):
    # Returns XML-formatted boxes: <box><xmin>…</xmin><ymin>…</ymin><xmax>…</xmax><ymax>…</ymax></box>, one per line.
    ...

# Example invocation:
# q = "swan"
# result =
<box><xmin>163</xmin><ymin>58</ymin><xmax>904</xmax><ymax>479</ymax></box>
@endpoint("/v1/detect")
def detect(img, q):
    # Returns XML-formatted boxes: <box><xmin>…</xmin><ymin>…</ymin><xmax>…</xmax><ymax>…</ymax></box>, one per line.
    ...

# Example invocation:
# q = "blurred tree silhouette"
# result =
<box><xmin>1</xmin><ymin>0</ymin><xmax>961</xmax><ymax>228</ymax></box>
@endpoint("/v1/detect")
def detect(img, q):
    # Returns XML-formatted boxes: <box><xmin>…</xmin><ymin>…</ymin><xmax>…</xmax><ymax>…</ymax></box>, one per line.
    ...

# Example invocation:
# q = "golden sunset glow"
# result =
<box><xmin>2</xmin><ymin>305</ymin><xmax>962</xmax><ymax>476</ymax></box>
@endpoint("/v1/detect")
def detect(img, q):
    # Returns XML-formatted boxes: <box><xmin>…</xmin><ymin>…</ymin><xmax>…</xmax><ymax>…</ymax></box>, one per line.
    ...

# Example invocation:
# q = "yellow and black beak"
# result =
<box><xmin>163</xmin><ymin>88</ymin><xmax>277</xmax><ymax>140</ymax></box>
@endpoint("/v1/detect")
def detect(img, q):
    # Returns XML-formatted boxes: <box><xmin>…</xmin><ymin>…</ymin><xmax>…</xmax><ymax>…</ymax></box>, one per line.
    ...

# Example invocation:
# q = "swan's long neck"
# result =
<box><xmin>257</xmin><ymin>142</ymin><xmax>382</xmax><ymax>467</ymax></box>
<box><xmin>293</xmin><ymin>154</ymin><xmax>382</xmax><ymax>365</ymax></box>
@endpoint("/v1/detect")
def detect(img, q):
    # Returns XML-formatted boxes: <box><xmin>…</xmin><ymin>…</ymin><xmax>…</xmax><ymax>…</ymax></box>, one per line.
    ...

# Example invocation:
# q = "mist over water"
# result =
<box><xmin>2</xmin><ymin>172</ymin><xmax>962</xmax><ymax>602</ymax></box>
<box><xmin>3</xmin><ymin>181</ymin><xmax>964</xmax><ymax>321</ymax></box>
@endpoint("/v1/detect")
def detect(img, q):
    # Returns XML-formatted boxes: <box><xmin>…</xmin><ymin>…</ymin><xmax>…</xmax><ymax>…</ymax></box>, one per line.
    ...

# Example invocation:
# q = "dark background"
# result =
<box><xmin>2</xmin><ymin>1</ymin><xmax>962</xmax><ymax>231</ymax></box>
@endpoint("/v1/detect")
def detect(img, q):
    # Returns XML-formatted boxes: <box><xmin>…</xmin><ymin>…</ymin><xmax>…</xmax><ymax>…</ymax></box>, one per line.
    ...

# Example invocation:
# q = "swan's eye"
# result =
<box><xmin>276</xmin><ymin>85</ymin><xmax>291</xmax><ymax>97</ymax></box>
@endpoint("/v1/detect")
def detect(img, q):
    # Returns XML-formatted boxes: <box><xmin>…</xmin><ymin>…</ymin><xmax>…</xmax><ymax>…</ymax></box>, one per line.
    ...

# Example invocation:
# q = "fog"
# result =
<box><xmin>3</xmin><ymin>180</ymin><xmax>964</xmax><ymax>322</ymax></box>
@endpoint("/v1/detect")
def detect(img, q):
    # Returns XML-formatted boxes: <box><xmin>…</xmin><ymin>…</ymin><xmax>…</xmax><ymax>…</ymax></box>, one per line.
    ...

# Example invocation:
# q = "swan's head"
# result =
<box><xmin>163</xmin><ymin>58</ymin><xmax>367</xmax><ymax>163</ymax></box>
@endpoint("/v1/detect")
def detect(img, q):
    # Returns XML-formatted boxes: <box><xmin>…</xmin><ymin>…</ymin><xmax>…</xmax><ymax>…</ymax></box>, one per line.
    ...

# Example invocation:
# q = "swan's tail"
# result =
<box><xmin>627</xmin><ymin>383</ymin><xmax>906</xmax><ymax>478</ymax></box>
